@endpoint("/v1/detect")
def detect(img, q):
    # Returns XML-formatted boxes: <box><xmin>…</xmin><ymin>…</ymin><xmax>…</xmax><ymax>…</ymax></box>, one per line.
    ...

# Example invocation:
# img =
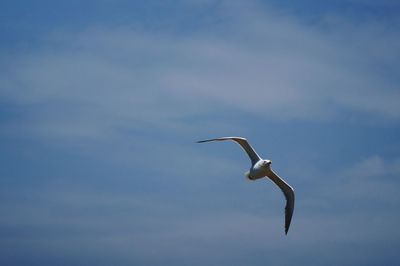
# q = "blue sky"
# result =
<box><xmin>1</xmin><ymin>0</ymin><xmax>400</xmax><ymax>265</ymax></box>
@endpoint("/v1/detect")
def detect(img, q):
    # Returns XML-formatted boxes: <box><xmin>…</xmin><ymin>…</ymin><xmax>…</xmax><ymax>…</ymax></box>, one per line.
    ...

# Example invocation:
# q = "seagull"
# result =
<box><xmin>197</xmin><ymin>137</ymin><xmax>295</xmax><ymax>234</ymax></box>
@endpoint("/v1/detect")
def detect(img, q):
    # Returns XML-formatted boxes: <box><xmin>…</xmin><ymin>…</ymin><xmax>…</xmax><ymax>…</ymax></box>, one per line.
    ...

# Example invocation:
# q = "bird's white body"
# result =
<box><xmin>197</xmin><ymin>136</ymin><xmax>295</xmax><ymax>235</ymax></box>
<box><xmin>246</xmin><ymin>160</ymin><xmax>272</xmax><ymax>180</ymax></box>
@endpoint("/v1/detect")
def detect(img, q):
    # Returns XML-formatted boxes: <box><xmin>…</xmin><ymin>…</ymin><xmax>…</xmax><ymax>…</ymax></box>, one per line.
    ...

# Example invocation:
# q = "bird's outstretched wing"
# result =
<box><xmin>266</xmin><ymin>169</ymin><xmax>295</xmax><ymax>235</ymax></box>
<box><xmin>197</xmin><ymin>137</ymin><xmax>261</xmax><ymax>165</ymax></box>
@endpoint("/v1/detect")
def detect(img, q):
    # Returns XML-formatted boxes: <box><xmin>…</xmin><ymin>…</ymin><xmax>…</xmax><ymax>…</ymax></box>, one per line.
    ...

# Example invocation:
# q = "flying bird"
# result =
<box><xmin>197</xmin><ymin>137</ymin><xmax>295</xmax><ymax>234</ymax></box>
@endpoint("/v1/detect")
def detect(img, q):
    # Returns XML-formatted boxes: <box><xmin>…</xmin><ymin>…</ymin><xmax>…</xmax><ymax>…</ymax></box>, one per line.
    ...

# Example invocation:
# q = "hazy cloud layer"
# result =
<box><xmin>1</xmin><ymin>1</ymin><xmax>399</xmax><ymax>142</ymax></box>
<box><xmin>0</xmin><ymin>1</ymin><xmax>399</xmax><ymax>265</ymax></box>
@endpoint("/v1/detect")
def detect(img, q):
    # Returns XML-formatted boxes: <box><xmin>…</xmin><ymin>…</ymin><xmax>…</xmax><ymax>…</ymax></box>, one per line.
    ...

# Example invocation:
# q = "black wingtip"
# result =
<box><xmin>196</xmin><ymin>139</ymin><xmax>214</xmax><ymax>143</ymax></box>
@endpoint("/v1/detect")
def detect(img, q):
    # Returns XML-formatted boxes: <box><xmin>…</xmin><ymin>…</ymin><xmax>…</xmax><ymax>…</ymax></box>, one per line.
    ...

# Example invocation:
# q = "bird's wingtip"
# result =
<box><xmin>196</xmin><ymin>138</ymin><xmax>218</xmax><ymax>143</ymax></box>
<box><xmin>196</xmin><ymin>137</ymin><xmax>248</xmax><ymax>143</ymax></box>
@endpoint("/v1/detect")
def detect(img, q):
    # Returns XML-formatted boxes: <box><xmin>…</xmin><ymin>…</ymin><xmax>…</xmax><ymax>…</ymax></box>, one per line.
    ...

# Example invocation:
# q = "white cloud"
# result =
<box><xmin>300</xmin><ymin>155</ymin><xmax>400</xmax><ymax>208</ymax></box>
<box><xmin>343</xmin><ymin>155</ymin><xmax>400</xmax><ymax>179</ymax></box>
<box><xmin>1</xmin><ymin>0</ymin><xmax>399</xmax><ymax>142</ymax></box>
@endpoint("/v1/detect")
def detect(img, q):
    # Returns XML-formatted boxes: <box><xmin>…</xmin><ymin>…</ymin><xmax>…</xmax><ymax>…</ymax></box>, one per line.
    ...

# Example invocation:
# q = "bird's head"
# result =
<box><xmin>263</xmin><ymin>160</ymin><xmax>272</xmax><ymax>166</ymax></box>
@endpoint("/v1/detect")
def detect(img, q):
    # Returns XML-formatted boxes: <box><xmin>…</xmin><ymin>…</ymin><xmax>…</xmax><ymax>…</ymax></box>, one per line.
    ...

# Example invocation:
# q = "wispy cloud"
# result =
<box><xmin>1</xmin><ymin>1</ymin><xmax>399</xmax><ymax>265</ymax></box>
<box><xmin>1</xmin><ymin>1</ymin><xmax>399</xmax><ymax>142</ymax></box>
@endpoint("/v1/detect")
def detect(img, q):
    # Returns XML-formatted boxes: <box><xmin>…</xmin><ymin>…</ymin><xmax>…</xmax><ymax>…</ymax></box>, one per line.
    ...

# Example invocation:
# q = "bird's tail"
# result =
<box><xmin>244</xmin><ymin>171</ymin><xmax>254</xmax><ymax>181</ymax></box>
